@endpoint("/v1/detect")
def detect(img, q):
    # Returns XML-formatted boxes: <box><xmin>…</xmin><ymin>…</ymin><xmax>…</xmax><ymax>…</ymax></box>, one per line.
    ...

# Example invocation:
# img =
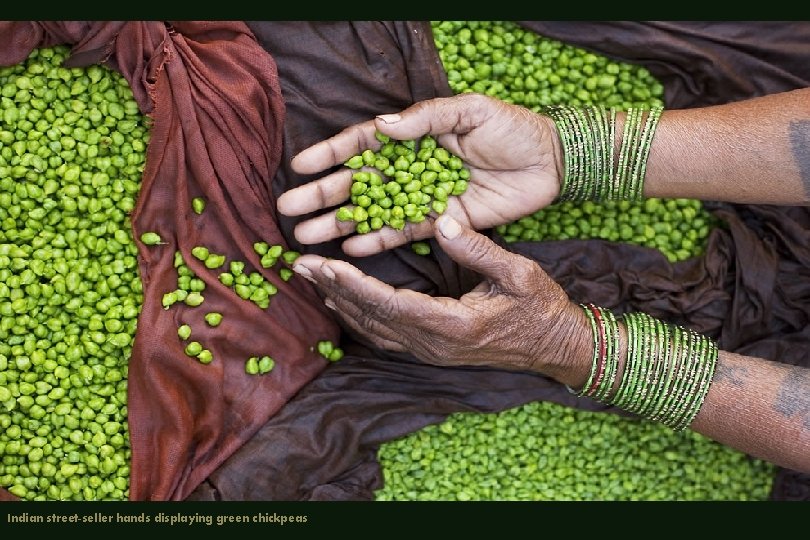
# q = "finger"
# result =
<box><xmin>432</xmin><ymin>214</ymin><xmax>543</xmax><ymax>295</ymax></box>
<box><xmin>373</xmin><ymin>94</ymin><xmax>494</xmax><ymax>142</ymax></box>
<box><xmin>277</xmin><ymin>169</ymin><xmax>354</xmax><ymax>217</ymax></box>
<box><xmin>293</xmin><ymin>257</ymin><xmax>440</xmax><ymax>325</ymax></box>
<box><xmin>324</xmin><ymin>297</ymin><xmax>407</xmax><ymax>352</ymax></box>
<box><xmin>340</xmin><ymin>218</ymin><xmax>436</xmax><ymax>257</ymax></box>
<box><xmin>324</xmin><ymin>259</ymin><xmax>441</xmax><ymax>323</ymax></box>
<box><xmin>291</xmin><ymin>120</ymin><xmax>380</xmax><ymax>175</ymax></box>
<box><xmin>293</xmin><ymin>209</ymin><xmax>358</xmax><ymax>245</ymax></box>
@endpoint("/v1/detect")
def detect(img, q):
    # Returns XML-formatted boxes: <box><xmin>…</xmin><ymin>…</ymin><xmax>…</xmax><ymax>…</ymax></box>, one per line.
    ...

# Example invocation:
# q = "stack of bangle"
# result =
<box><xmin>546</xmin><ymin>104</ymin><xmax>712</xmax><ymax>429</ymax></box>
<box><xmin>574</xmin><ymin>304</ymin><xmax>718</xmax><ymax>431</ymax></box>
<box><xmin>544</xmin><ymin>105</ymin><xmax>663</xmax><ymax>201</ymax></box>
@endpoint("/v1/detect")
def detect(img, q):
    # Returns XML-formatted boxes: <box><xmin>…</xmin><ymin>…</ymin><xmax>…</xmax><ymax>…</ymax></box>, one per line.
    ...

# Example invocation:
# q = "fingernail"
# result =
<box><xmin>437</xmin><ymin>215</ymin><xmax>461</xmax><ymax>240</ymax></box>
<box><xmin>293</xmin><ymin>265</ymin><xmax>315</xmax><ymax>282</ymax></box>
<box><xmin>324</xmin><ymin>298</ymin><xmax>337</xmax><ymax>311</ymax></box>
<box><xmin>321</xmin><ymin>263</ymin><xmax>336</xmax><ymax>281</ymax></box>
<box><xmin>376</xmin><ymin>113</ymin><xmax>401</xmax><ymax>124</ymax></box>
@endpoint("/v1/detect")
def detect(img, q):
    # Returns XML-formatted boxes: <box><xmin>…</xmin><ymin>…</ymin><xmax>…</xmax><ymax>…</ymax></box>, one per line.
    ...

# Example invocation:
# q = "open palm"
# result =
<box><xmin>278</xmin><ymin>94</ymin><xmax>562</xmax><ymax>257</ymax></box>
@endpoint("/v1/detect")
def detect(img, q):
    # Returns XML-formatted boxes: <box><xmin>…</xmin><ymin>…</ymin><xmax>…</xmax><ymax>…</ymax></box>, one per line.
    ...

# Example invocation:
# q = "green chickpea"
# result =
<box><xmin>191</xmin><ymin>246</ymin><xmax>209</xmax><ymax>261</ymax></box>
<box><xmin>411</xmin><ymin>242</ymin><xmax>431</xmax><ymax>256</ymax></box>
<box><xmin>177</xmin><ymin>324</ymin><xmax>192</xmax><ymax>340</ymax></box>
<box><xmin>257</xmin><ymin>356</ymin><xmax>274</xmax><ymax>374</ymax></box>
<box><xmin>204</xmin><ymin>313</ymin><xmax>222</xmax><ymax>327</ymax></box>
<box><xmin>279</xmin><ymin>268</ymin><xmax>294</xmax><ymax>282</ymax></box>
<box><xmin>245</xmin><ymin>357</ymin><xmax>259</xmax><ymax>375</ymax></box>
<box><xmin>184</xmin><ymin>292</ymin><xmax>204</xmax><ymax>307</ymax></box>
<box><xmin>184</xmin><ymin>341</ymin><xmax>202</xmax><ymax>357</ymax></box>
<box><xmin>196</xmin><ymin>349</ymin><xmax>213</xmax><ymax>365</ymax></box>
<box><xmin>139</xmin><ymin>232</ymin><xmax>163</xmax><ymax>245</ymax></box>
<box><xmin>192</xmin><ymin>197</ymin><xmax>206</xmax><ymax>214</ymax></box>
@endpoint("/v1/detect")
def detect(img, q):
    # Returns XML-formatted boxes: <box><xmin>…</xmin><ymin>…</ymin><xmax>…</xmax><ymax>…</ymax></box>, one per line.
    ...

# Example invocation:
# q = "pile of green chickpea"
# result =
<box><xmin>497</xmin><ymin>198</ymin><xmax>714</xmax><ymax>262</ymax></box>
<box><xmin>376</xmin><ymin>401</ymin><xmax>775</xmax><ymax>501</ymax></box>
<box><xmin>373</xmin><ymin>22</ymin><xmax>774</xmax><ymax>501</ymax></box>
<box><xmin>340</xmin><ymin>133</ymin><xmax>470</xmax><ymax>234</ymax></box>
<box><xmin>0</xmin><ymin>47</ymin><xmax>146</xmax><ymax>500</ymax></box>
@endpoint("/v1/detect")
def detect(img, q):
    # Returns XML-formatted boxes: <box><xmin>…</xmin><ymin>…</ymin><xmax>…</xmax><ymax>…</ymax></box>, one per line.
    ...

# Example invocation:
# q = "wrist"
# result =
<box><xmin>538</xmin><ymin>112</ymin><xmax>565</xmax><ymax>200</ymax></box>
<box><xmin>540</xmin><ymin>303</ymin><xmax>629</xmax><ymax>394</ymax></box>
<box><xmin>534</xmin><ymin>302</ymin><xmax>596</xmax><ymax>388</ymax></box>
<box><xmin>542</xmin><ymin>105</ymin><xmax>662</xmax><ymax>202</ymax></box>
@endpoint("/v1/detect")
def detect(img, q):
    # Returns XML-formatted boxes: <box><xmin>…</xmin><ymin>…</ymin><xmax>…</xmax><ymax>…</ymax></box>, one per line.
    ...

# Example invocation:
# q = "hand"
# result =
<box><xmin>278</xmin><ymin>93</ymin><xmax>562</xmax><ymax>257</ymax></box>
<box><xmin>291</xmin><ymin>214</ymin><xmax>590</xmax><ymax>385</ymax></box>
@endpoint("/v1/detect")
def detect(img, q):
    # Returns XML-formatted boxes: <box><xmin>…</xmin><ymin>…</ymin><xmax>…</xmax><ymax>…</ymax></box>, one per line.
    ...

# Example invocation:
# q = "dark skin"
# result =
<box><xmin>278</xmin><ymin>91</ymin><xmax>810</xmax><ymax>473</ymax></box>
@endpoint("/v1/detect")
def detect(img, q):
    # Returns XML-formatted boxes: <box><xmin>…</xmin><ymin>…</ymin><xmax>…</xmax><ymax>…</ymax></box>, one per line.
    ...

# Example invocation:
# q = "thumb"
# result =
<box><xmin>433</xmin><ymin>215</ymin><xmax>541</xmax><ymax>294</ymax></box>
<box><xmin>374</xmin><ymin>94</ymin><xmax>490</xmax><ymax>141</ymax></box>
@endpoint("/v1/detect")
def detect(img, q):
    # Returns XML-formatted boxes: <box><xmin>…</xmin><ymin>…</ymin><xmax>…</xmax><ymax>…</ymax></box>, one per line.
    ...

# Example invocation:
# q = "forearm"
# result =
<box><xmin>640</xmin><ymin>88</ymin><xmax>810</xmax><ymax>205</ymax></box>
<box><xmin>551</xmin><ymin>312</ymin><xmax>810</xmax><ymax>473</ymax></box>
<box><xmin>691</xmin><ymin>351</ymin><xmax>810</xmax><ymax>472</ymax></box>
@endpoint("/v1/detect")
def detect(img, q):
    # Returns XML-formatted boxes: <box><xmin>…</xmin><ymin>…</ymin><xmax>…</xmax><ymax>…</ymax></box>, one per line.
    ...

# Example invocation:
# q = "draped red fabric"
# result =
<box><xmin>0</xmin><ymin>21</ymin><xmax>339</xmax><ymax>501</ymax></box>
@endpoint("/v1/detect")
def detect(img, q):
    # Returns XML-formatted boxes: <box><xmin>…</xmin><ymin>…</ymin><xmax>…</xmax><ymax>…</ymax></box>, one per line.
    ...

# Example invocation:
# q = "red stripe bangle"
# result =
<box><xmin>585</xmin><ymin>304</ymin><xmax>607</xmax><ymax>397</ymax></box>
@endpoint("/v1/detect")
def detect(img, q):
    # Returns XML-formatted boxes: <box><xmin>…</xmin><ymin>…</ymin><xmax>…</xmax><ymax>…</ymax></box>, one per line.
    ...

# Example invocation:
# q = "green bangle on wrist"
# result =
<box><xmin>544</xmin><ymin>105</ymin><xmax>663</xmax><ymax>202</ymax></box>
<box><xmin>576</xmin><ymin>305</ymin><xmax>718</xmax><ymax>431</ymax></box>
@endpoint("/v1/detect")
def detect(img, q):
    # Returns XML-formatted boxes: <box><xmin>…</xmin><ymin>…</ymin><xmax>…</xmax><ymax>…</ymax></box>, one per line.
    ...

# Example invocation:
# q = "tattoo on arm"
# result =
<box><xmin>713</xmin><ymin>361</ymin><xmax>747</xmax><ymax>387</ymax></box>
<box><xmin>773</xmin><ymin>368</ymin><xmax>810</xmax><ymax>430</ymax></box>
<box><xmin>789</xmin><ymin>120</ymin><xmax>810</xmax><ymax>199</ymax></box>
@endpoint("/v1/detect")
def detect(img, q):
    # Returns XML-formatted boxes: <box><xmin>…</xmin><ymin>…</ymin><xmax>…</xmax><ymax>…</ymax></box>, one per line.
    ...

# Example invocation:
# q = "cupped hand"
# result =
<box><xmin>290</xmin><ymin>214</ymin><xmax>590</xmax><ymax>386</ymax></box>
<box><xmin>278</xmin><ymin>93</ymin><xmax>562</xmax><ymax>257</ymax></box>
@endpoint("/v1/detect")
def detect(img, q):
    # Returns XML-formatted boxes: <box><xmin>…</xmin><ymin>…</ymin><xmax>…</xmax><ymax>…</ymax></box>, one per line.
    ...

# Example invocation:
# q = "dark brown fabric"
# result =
<box><xmin>0</xmin><ymin>21</ymin><xmax>337</xmax><ymax>501</ymax></box>
<box><xmin>185</xmin><ymin>21</ymin><xmax>810</xmax><ymax>502</ymax></box>
<box><xmin>771</xmin><ymin>468</ymin><xmax>810</xmax><ymax>500</ymax></box>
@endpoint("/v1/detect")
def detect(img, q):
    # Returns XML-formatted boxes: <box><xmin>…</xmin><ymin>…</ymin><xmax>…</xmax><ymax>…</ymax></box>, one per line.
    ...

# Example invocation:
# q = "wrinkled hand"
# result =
<box><xmin>278</xmin><ymin>93</ymin><xmax>562</xmax><ymax>257</ymax></box>
<box><xmin>292</xmin><ymin>215</ymin><xmax>590</xmax><ymax>383</ymax></box>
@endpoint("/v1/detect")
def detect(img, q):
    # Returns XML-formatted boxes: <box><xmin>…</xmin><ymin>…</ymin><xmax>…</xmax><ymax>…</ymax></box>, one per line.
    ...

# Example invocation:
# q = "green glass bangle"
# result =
<box><xmin>544</xmin><ymin>107</ymin><xmax>575</xmax><ymax>199</ymax></box>
<box><xmin>614</xmin><ymin>107</ymin><xmax>637</xmax><ymax>200</ymax></box>
<box><xmin>622</xmin><ymin>108</ymin><xmax>645</xmax><ymax>200</ymax></box>
<box><xmin>626</xmin><ymin>311</ymin><xmax>653</xmax><ymax>413</ymax></box>
<box><xmin>583</xmin><ymin>306</ymin><xmax>719</xmax><ymax>432</ymax></box>
<box><xmin>649</xmin><ymin>320</ymin><xmax>676</xmax><ymax>419</ymax></box>
<box><xmin>552</xmin><ymin>107</ymin><xmax>579</xmax><ymax>199</ymax></box>
<box><xmin>632</xmin><ymin>313</ymin><xmax>658</xmax><ymax>414</ymax></box>
<box><xmin>638</xmin><ymin>317</ymin><xmax>669</xmax><ymax>418</ymax></box>
<box><xmin>616</xmin><ymin>312</ymin><xmax>644</xmax><ymax>410</ymax></box>
<box><xmin>666</xmin><ymin>331</ymin><xmax>708</xmax><ymax>429</ymax></box>
<box><xmin>680</xmin><ymin>344</ymin><xmax>718</xmax><ymax>430</ymax></box>
<box><xmin>607</xmin><ymin>107</ymin><xmax>617</xmax><ymax>199</ymax></box>
<box><xmin>576</xmin><ymin>302</ymin><xmax>601</xmax><ymax>397</ymax></box>
<box><xmin>603</xmin><ymin>307</ymin><xmax>621</xmax><ymax>401</ymax></box>
<box><xmin>547</xmin><ymin>105</ymin><xmax>663</xmax><ymax>202</ymax></box>
<box><xmin>656</xmin><ymin>328</ymin><xmax>696</xmax><ymax>428</ymax></box>
<box><xmin>572</xmin><ymin>107</ymin><xmax>595</xmax><ymax>199</ymax></box>
<box><xmin>674</xmin><ymin>335</ymin><xmax>718</xmax><ymax>431</ymax></box>
<box><xmin>584</xmin><ymin>107</ymin><xmax>602</xmax><ymax>200</ymax></box>
<box><xmin>632</xmin><ymin>106</ymin><xmax>663</xmax><ymax>200</ymax></box>
<box><xmin>594</xmin><ymin>306</ymin><xmax>619</xmax><ymax>401</ymax></box>
<box><xmin>649</xmin><ymin>325</ymin><xmax>687</xmax><ymax>423</ymax></box>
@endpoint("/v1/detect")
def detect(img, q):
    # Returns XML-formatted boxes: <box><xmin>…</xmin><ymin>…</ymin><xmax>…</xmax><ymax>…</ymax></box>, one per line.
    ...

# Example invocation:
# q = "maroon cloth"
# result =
<box><xmin>0</xmin><ymin>21</ymin><xmax>338</xmax><ymax>501</ymax></box>
<box><xmin>184</xmin><ymin>22</ymin><xmax>810</xmax><ymax>501</ymax></box>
